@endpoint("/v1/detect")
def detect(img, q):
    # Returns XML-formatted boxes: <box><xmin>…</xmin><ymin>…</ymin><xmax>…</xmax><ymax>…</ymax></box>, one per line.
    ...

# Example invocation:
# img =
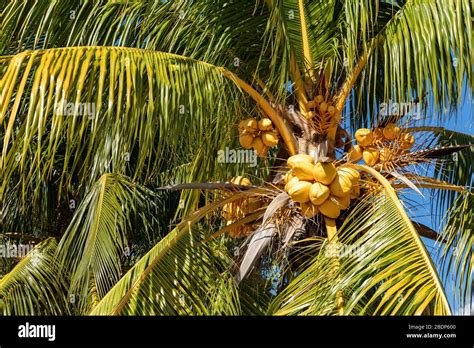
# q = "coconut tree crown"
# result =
<box><xmin>0</xmin><ymin>0</ymin><xmax>472</xmax><ymax>316</ymax></box>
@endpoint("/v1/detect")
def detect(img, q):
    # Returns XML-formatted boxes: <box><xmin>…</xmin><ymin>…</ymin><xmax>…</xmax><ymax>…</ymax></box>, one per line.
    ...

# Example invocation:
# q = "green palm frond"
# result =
<box><xmin>347</xmin><ymin>0</ymin><xmax>471</xmax><ymax>127</ymax></box>
<box><xmin>438</xmin><ymin>192</ymin><xmax>473</xmax><ymax>314</ymax></box>
<box><xmin>90</xmin><ymin>190</ymin><xmax>256</xmax><ymax>315</ymax></box>
<box><xmin>271</xmin><ymin>0</ymin><xmax>341</xmax><ymax>78</ymax></box>
<box><xmin>0</xmin><ymin>46</ymin><xmax>249</xmax><ymax>205</ymax></box>
<box><xmin>0</xmin><ymin>238</ymin><xmax>69</xmax><ymax>315</ymax></box>
<box><xmin>56</xmin><ymin>173</ymin><xmax>159</xmax><ymax>314</ymax></box>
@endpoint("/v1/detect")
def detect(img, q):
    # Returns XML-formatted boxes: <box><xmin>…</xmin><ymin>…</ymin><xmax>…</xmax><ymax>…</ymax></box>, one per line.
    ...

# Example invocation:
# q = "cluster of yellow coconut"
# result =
<box><xmin>348</xmin><ymin>123</ymin><xmax>416</xmax><ymax>166</ymax></box>
<box><xmin>222</xmin><ymin>176</ymin><xmax>262</xmax><ymax>238</ymax></box>
<box><xmin>283</xmin><ymin>154</ymin><xmax>360</xmax><ymax>219</ymax></box>
<box><xmin>238</xmin><ymin>117</ymin><xmax>279</xmax><ymax>157</ymax></box>
<box><xmin>307</xmin><ymin>95</ymin><xmax>338</xmax><ymax>119</ymax></box>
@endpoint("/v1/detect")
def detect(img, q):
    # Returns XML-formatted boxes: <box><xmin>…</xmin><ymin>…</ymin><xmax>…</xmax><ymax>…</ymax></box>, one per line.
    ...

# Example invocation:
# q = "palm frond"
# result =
<box><xmin>0</xmin><ymin>238</ymin><xmax>69</xmax><ymax>315</ymax></box>
<box><xmin>0</xmin><ymin>46</ymin><xmax>250</xmax><ymax>207</ymax></box>
<box><xmin>347</xmin><ymin>0</ymin><xmax>471</xmax><ymax>127</ymax></box>
<box><xmin>437</xmin><ymin>192</ymin><xmax>473</xmax><ymax>315</ymax></box>
<box><xmin>89</xmin><ymin>190</ymin><xmax>255</xmax><ymax>315</ymax></box>
<box><xmin>56</xmin><ymin>173</ymin><xmax>160</xmax><ymax>314</ymax></box>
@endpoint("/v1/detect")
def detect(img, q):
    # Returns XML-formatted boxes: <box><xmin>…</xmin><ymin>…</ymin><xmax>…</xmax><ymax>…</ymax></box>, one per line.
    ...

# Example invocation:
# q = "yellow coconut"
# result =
<box><xmin>383</xmin><ymin>123</ymin><xmax>401</xmax><ymax>140</ymax></box>
<box><xmin>379</xmin><ymin>147</ymin><xmax>394</xmax><ymax>162</ymax></box>
<box><xmin>348</xmin><ymin>145</ymin><xmax>363</xmax><ymax>162</ymax></box>
<box><xmin>355</xmin><ymin>128</ymin><xmax>374</xmax><ymax>147</ymax></box>
<box><xmin>319</xmin><ymin>102</ymin><xmax>328</xmax><ymax>113</ymax></box>
<box><xmin>329</xmin><ymin>173</ymin><xmax>353</xmax><ymax>197</ymax></box>
<box><xmin>285</xmin><ymin>176</ymin><xmax>300</xmax><ymax>192</ymax></box>
<box><xmin>338</xmin><ymin>167</ymin><xmax>360</xmax><ymax>184</ymax></box>
<box><xmin>292</xmin><ymin>161</ymin><xmax>316</xmax><ymax>181</ymax></box>
<box><xmin>333</xmin><ymin>194</ymin><xmax>351</xmax><ymax>210</ymax></box>
<box><xmin>231</xmin><ymin>176</ymin><xmax>252</xmax><ymax>186</ymax></box>
<box><xmin>313</xmin><ymin>162</ymin><xmax>337</xmax><ymax>185</ymax></box>
<box><xmin>315</xmin><ymin>95</ymin><xmax>325</xmax><ymax>104</ymax></box>
<box><xmin>288</xmin><ymin>181</ymin><xmax>312</xmax><ymax>203</ymax></box>
<box><xmin>328</xmin><ymin>105</ymin><xmax>337</xmax><ymax>116</ymax></box>
<box><xmin>261</xmin><ymin>131</ymin><xmax>279</xmax><ymax>147</ymax></box>
<box><xmin>239</xmin><ymin>132</ymin><xmax>254</xmax><ymax>149</ymax></box>
<box><xmin>284</xmin><ymin>171</ymin><xmax>296</xmax><ymax>183</ymax></box>
<box><xmin>238</xmin><ymin>120</ymin><xmax>247</xmax><ymax>131</ymax></box>
<box><xmin>363</xmin><ymin>148</ymin><xmax>380</xmax><ymax>166</ymax></box>
<box><xmin>309</xmin><ymin>182</ymin><xmax>330</xmax><ymax>205</ymax></box>
<box><xmin>399</xmin><ymin>133</ymin><xmax>415</xmax><ymax>149</ymax></box>
<box><xmin>243</xmin><ymin>118</ymin><xmax>258</xmax><ymax>133</ymax></box>
<box><xmin>318</xmin><ymin>199</ymin><xmax>341</xmax><ymax>219</ymax></box>
<box><xmin>252</xmin><ymin>137</ymin><xmax>266</xmax><ymax>156</ymax></box>
<box><xmin>221</xmin><ymin>205</ymin><xmax>234</xmax><ymax>220</ymax></box>
<box><xmin>258</xmin><ymin>118</ymin><xmax>273</xmax><ymax>131</ymax></box>
<box><xmin>287</xmin><ymin>154</ymin><xmax>314</xmax><ymax>168</ymax></box>
<box><xmin>300</xmin><ymin>202</ymin><xmax>319</xmax><ymax>218</ymax></box>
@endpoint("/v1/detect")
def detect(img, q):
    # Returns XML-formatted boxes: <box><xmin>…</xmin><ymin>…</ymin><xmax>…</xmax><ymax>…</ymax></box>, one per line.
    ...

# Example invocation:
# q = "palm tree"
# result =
<box><xmin>0</xmin><ymin>0</ymin><xmax>472</xmax><ymax>316</ymax></box>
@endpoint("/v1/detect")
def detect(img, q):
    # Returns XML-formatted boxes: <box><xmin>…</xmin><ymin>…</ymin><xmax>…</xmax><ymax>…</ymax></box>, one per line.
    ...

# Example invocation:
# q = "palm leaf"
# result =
<box><xmin>56</xmin><ymin>173</ymin><xmax>160</xmax><ymax>314</ymax></box>
<box><xmin>90</xmin><ymin>190</ymin><xmax>256</xmax><ymax>315</ymax></box>
<box><xmin>0</xmin><ymin>238</ymin><xmax>68</xmax><ymax>315</ymax></box>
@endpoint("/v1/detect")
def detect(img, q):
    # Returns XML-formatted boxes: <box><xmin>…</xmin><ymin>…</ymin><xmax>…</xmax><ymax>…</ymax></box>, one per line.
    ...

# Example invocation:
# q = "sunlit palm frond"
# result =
<box><xmin>0</xmin><ymin>46</ymin><xmax>249</xmax><ymax>207</ymax></box>
<box><xmin>0</xmin><ymin>238</ymin><xmax>69</xmax><ymax>315</ymax></box>
<box><xmin>347</xmin><ymin>0</ymin><xmax>471</xmax><ymax>127</ymax></box>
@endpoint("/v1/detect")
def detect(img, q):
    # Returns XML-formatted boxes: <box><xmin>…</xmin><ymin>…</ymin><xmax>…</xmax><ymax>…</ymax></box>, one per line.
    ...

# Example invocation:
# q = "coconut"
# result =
<box><xmin>329</xmin><ymin>173</ymin><xmax>353</xmax><ymax>197</ymax></box>
<box><xmin>231</xmin><ymin>176</ymin><xmax>252</xmax><ymax>186</ymax></box>
<box><xmin>355</xmin><ymin>128</ymin><xmax>374</xmax><ymax>147</ymax></box>
<box><xmin>328</xmin><ymin>105</ymin><xmax>337</xmax><ymax>116</ymax></box>
<box><xmin>252</xmin><ymin>137</ymin><xmax>266</xmax><ymax>154</ymax></box>
<box><xmin>363</xmin><ymin>148</ymin><xmax>380</xmax><ymax>166</ymax></box>
<box><xmin>318</xmin><ymin>199</ymin><xmax>341</xmax><ymax>219</ymax></box>
<box><xmin>287</xmin><ymin>154</ymin><xmax>314</xmax><ymax>168</ymax></box>
<box><xmin>239</xmin><ymin>132</ymin><xmax>254</xmax><ymax>149</ymax></box>
<box><xmin>292</xmin><ymin>161</ymin><xmax>316</xmax><ymax>181</ymax></box>
<box><xmin>399</xmin><ymin>133</ymin><xmax>415</xmax><ymax>149</ymax></box>
<box><xmin>243</xmin><ymin>118</ymin><xmax>258</xmax><ymax>132</ymax></box>
<box><xmin>238</xmin><ymin>120</ymin><xmax>247</xmax><ymax>131</ymax></box>
<box><xmin>379</xmin><ymin>147</ymin><xmax>394</xmax><ymax>162</ymax></box>
<box><xmin>313</xmin><ymin>162</ymin><xmax>337</xmax><ymax>185</ymax></box>
<box><xmin>288</xmin><ymin>181</ymin><xmax>312</xmax><ymax>203</ymax></box>
<box><xmin>300</xmin><ymin>202</ymin><xmax>319</xmax><ymax>218</ymax></box>
<box><xmin>337</xmin><ymin>167</ymin><xmax>360</xmax><ymax>186</ymax></box>
<box><xmin>285</xmin><ymin>176</ymin><xmax>300</xmax><ymax>192</ymax></box>
<box><xmin>348</xmin><ymin>145</ymin><xmax>363</xmax><ymax>162</ymax></box>
<box><xmin>383</xmin><ymin>123</ymin><xmax>401</xmax><ymax>140</ymax></box>
<box><xmin>315</xmin><ymin>95</ymin><xmax>324</xmax><ymax>103</ymax></box>
<box><xmin>309</xmin><ymin>182</ymin><xmax>330</xmax><ymax>205</ymax></box>
<box><xmin>258</xmin><ymin>118</ymin><xmax>273</xmax><ymax>131</ymax></box>
<box><xmin>333</xmin><ymin>194</ymin><xmax>351</xmax><ymax>210</ymax></box>
<box><xmin>284</xmin><ymin>171</ymin><xmax>296</xmax><ymax>183</ymax></box>
<box><xmin>319</xmin><ymin>102</ymin><xmax>328</xmax><ymax>112</ymax></box>
<box><xmin>261</xmin><ymin>131</ymin><xmax>279</xmax><ymax>147</ymax></box>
